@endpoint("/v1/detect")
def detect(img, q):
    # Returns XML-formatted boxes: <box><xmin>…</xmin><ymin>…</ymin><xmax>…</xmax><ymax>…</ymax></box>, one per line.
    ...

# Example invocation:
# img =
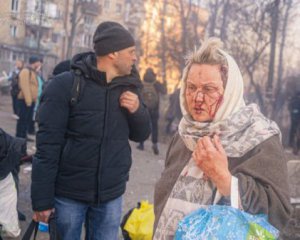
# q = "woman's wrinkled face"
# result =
<box><xmin>185</xmin><ymin>64</ymin><xmax>225</xmax><ymax>122</ymax></box>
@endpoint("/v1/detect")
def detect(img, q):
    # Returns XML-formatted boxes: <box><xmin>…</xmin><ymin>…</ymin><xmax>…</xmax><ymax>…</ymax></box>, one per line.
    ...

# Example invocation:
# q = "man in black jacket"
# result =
<box><xmin>0</xmin><ymin>128</ymin><xmax>26</xmax><ymax>237</ymax></box>
<box><xmin>31</xmin><ymin>21</ymin><xmax>151</xmax><ymax>240</ymax></box>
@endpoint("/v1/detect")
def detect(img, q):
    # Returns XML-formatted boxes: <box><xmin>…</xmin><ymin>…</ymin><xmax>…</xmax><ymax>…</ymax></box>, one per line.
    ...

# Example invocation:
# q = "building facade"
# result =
<box><xmin>0</xmin><ymin>0</ymin><xmax>207</xmax><ymax>84</ymax></box>
<box><xmin>0</xmin><ymin>0</ymin><xmax>127</xmax><ymax>78</ymax></box>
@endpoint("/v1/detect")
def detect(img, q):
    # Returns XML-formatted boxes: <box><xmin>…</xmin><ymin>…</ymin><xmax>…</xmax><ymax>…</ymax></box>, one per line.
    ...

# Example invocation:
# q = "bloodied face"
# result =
<box><xmin>185</xmin><ymin>64</ymin><xmax>225</xmax><ymax>122</ymax></box>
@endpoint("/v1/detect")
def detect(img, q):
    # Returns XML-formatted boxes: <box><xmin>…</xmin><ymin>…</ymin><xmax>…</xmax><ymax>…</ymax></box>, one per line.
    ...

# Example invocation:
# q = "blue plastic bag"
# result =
<box><xmin>174</xmin><ymin>205</ymin><xmax>279</xmax><ymax>240</ymax></box>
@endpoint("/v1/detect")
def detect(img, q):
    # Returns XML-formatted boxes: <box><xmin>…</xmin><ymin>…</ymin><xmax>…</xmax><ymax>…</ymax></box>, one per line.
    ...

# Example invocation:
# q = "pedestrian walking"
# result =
<box><xmin>137</xmin><ymin>67</ymin><xmax>167</xmax><ymax>155</ymax></box>
<box><xmin>165</xmin><ymin>88</ymin><xmax>182</xmax><ymax>135</ymax></box>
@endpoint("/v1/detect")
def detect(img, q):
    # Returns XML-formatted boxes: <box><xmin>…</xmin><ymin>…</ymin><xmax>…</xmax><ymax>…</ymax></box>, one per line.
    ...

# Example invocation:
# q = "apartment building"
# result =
<box><xmin>0</xmin><ymin>0</ymin><xmax>128</xmax><ymax>77</ymax></box>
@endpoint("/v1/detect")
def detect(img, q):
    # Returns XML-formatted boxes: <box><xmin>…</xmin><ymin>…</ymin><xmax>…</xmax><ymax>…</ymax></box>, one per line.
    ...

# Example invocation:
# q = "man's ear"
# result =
<box><xmin>108</xmin><ymin>52</ymin><xmax>118</xmax><ymax>59</ymax></box>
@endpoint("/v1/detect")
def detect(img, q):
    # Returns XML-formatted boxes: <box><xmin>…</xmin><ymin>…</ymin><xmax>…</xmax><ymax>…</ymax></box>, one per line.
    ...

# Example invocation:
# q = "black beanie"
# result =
<box><xmin>93</xmin><ymin>21</ymin><xmax>135</xmax><ymax>56</ymax></box>
<box><xmin>29</xmin><ymin>55</ymin><xmax>40</xmax><ymax>64</ymax></box>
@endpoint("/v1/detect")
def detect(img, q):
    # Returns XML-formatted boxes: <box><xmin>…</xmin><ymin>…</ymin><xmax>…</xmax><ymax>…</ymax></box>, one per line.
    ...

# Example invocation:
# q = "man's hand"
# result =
<box><xmin>120</xmin><ymin>91</ymin><xmax>140</xmax><ymax>113</ymax></box>
<box><xmin>33</xmin><ymin>209</ymin><xmax>54</xmax><ymax>223</ymax></box>
<box><xmin>192</xmin><ymin>135</ymin><xmax>231</xmax><ymax>196</ymax></box>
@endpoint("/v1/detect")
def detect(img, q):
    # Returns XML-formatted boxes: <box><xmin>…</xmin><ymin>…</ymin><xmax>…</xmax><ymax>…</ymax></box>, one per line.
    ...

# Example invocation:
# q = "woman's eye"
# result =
<box><xmin>187</xmin><ymin>85</ymin><xmax>196</xmax><ymax>91</ymax></box>
<box><xmin>204</xmin><ymin>86</ymin><xmax>217</xmax><ymax>93</ymax></box>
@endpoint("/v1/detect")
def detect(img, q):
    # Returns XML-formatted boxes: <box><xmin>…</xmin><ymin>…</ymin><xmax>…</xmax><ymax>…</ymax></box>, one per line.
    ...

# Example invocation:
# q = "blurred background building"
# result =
<box><xmin>0</xmin><ymin>0</ymin><xmax>209</xmax><ymax>86</ymax></box>
<box><xmin>1</xmin><ymin>0</ymin><xmax>300</xmax><ymax>128</ymax></box>
<box><xmin>0</xmin><ymin>0</ymin><xmax>136</xmax><ymax>77</ymax></box>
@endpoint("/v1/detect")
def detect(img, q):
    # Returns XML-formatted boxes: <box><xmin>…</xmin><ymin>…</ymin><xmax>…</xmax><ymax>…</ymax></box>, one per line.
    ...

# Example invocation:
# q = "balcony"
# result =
<box><xmin>23</xmin><ymin>37</ymin><xmax>38</xmax><ymax>49</ymax></box>
<box><xmin>80</xmin><ymin>2</ymin><xmax>101</xmax><ymax>16</ymax></box>
<box><xmin>25</xmin><ymin>12</ymin><xmax>53</xmax><ymax>28</ymax></box>
<box><xmin>23</xmin><ymin>37</ymin><xmax>54</xmax><ymax>51</ymax></box>
<box><xmin>25</xmin><ymin>1</ymin><xmax>58</xmax><ymax>28</ymax></box>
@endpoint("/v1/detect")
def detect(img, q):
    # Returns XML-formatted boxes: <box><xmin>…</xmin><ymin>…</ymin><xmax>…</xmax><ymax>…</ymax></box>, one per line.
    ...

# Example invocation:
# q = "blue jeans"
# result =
<box><xmin>55</xmin><ymin>196</ymin><xmax>122</xmax><ymax>240</ymax></box>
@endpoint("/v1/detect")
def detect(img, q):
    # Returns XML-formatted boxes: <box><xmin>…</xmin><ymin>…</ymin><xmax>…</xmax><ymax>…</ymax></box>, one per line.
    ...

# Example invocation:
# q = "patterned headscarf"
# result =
<box><xmin>178</xmin><ymin>49</ymin><xmax>280</xmax><ymax>157</ymax></box>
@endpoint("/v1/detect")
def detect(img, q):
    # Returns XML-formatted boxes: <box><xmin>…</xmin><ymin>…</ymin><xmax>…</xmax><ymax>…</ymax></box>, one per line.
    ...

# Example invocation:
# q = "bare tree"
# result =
<box><xmin>66</xmin><ymin>0</ymin><xmax>83</xmax><ymax>59</ymax></box>
<box><xmin>219</xmin><ymin>0</ymin><xmax>230</xmax><ymax>45</ymax></box>
<box><xmin>178</xmin><ymin>0</ymin><xmax>192</xmax><ymax>70</ymax></box>
<box><xmin>272</xmin><ymin>0</ymin><xmax>293</xmax><ymax>119</ymax></box>
<box><xmin>226</xmin><ymin>2</ymin><xmax>270</xmax><ymax>112</ymax></box>
<box><xmin>205</xmin><ymin>0</ymin><xmax>297</xmax><ymax>117</ymax></box>
<box><xmin>208</xmin><ymin>0</ymin><xmax>221</xmax><ymax>37</ymax></box>
<box><xmin>140</xmin><ymin>0</ymin><xmax>208</xmax><ymax>88</ymax></box>
<box><xmin>265</xmin><ymin>0</ymin><xmax>280</xmax><ymax>117</ymax></box>
<box><xmin>160</xmin><ymin>0</ymin><xmax>168</xmax><ymax>84</ymax></box>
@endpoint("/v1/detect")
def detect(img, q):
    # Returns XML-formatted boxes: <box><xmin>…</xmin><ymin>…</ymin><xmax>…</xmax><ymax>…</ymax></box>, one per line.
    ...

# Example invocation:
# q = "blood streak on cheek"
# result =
<box><xmin>208</xmin><ymin>95</ymin><xmax>224</xmax><ymax>119</ymax></box>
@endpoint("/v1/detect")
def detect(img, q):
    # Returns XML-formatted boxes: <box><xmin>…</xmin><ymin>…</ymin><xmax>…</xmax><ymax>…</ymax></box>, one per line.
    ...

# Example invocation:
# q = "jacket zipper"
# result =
<box><xmin>96</xmin><ymin>83</ymin><xmax>135</xmax><ymax>204</ymax></box>
<box><xmin>97</xmin><ymin>87</ymin><xmax>109</xmax><ymax>204</ymax></box>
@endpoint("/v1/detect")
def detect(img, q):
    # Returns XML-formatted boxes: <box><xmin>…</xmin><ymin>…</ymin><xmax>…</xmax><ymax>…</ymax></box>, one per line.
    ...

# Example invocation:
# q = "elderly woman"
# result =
<box><xmin>153</xmin><ymin>38</ymin><xmax>291</xmax><ymax>239</ymax></box>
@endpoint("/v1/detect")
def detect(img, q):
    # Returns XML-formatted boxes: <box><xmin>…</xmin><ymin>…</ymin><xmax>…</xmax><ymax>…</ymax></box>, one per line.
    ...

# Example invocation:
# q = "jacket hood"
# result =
<box><xmin>71</xmin><ymin>52</ymin><xmax>142</xmax><ymax>88</ymax></box>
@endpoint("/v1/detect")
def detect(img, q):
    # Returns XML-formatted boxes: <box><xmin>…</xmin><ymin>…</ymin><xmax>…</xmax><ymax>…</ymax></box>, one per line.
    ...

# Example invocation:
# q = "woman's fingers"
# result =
<box><xmin>193</xmin><ymin>140</ymin><xmax>205</xmax><ymax>166</ymax></box>
<box><xmin>202</xmin><ymin>136</ymin><xmax>216</xmax><ymax>154</ymax></box>
<box><xmin>213</xmin><ymin>134</ymin><xmax>226</xmax><ymax>154</ymax></box>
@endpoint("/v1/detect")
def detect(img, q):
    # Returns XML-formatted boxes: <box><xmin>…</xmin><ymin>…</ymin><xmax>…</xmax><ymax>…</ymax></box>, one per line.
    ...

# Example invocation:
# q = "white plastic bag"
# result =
<box><xmin>0</xmin><ymin>173</ymin><xmax>20</xmax><ymax>237</ymax></box>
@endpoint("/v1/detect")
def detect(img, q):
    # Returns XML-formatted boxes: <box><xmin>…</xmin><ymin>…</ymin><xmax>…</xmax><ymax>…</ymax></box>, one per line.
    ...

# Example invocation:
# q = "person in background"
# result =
<box><xmin>165</xmin><ymin>88</ymin><xmax>182</xmax><ymax>135</ymax></box>
<box><xmin>0</xmin><ymin>128</ymin><xmax>26</xmax><ymax>238</ymax></box>
<box><xmin>28</xmin><ymin>57</ymin><xmax>43</xmax><ymax>136</ymax></box>
<box><xmin>31</xmin><ymin>21</ymin><xmax>151</xmax><ymax>240</ymax></box>
<box><xmin>33</xmin><ymin>60</ymin><xmax>71</xmax><ymax>123</ymax></box>
<box><xmin>288</xmin><ymin>91</ymin><xmax>300</xmax><ymax>154</ymax></box>
<box><xmin>16</xmin><ymin>56</ymin><xmax>41</xmax><ymax>141</ymax></box>
<box><xmin>9</xmin><ymin>59</ymin><xmax>24</xmax><ymax>120</ymax></box>
<box><xmin>52</xmin><ymin>59</ymin><xmax>71</xmax><ymax>77</ymax></box>
<box><xmin>153</xmin><ymin>38</ymin><xmax>291</xmax><ymax>239</ymax></box>
<box><xmin>137</xmin><ymin>67</ymin><xmax>167</xmax><ymax>155</ymax></box>
<box><xmin>31</xmin><ymin>58</ymin><xmax>45</xmax><ymax>123</ymax></box>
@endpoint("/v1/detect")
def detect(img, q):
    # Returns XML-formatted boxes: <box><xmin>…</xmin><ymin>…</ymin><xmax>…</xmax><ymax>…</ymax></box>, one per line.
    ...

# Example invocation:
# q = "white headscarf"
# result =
<box><xmin>178</xmin><ymin>49</ymin><xmax>280</xmax><ymax>157</ymax></box>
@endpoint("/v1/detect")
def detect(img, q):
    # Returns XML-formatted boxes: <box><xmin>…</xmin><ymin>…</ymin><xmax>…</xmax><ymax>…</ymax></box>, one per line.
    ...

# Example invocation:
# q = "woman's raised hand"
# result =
<box><xmin>192</xmin><ymin>135</ymin><xmax>232</xmax><ymax>196</ymax></box>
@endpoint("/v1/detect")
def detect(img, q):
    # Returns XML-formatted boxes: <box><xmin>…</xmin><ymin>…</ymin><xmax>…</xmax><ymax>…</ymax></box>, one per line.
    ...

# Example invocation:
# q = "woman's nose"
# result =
<box><xmin>194</xmin><ymin>90</ymin><xmax>204</xmax><ymax>102</ymax></box>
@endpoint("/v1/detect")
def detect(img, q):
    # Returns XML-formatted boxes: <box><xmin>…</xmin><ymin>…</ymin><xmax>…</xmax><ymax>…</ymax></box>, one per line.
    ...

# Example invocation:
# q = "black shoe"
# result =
<box><xmin>137</xmin><ymin>143</ymin><xmax>144</xmax><ymax>151</ymax></box>
<box><xmin>18</xmin><ymin>211</ymin><xmax>26</xmax><ymax>221</ymax></box>
<box><xmin>152</xmin><ymin>144</ymin><xmax>159</xmax><ymax>155</ymax></box>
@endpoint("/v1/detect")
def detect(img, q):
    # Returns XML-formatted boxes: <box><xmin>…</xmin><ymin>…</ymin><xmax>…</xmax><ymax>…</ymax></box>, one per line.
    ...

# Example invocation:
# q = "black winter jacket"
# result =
<box><xmin>31</xmin><ymin>52</ymin><xmax>151</xmax><ymax>211</ymax></box>
<box><xmin>0</xmin><ymin>128</ymin><xmax>26</xmax><ymax>180</ymax></box>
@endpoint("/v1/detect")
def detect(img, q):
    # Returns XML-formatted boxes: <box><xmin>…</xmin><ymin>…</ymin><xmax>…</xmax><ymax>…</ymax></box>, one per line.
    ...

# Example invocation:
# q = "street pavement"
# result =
<box><xmin>0</xmin><ymin>93</ymin><xmax>299</xmax><ymax>239</ymax></box>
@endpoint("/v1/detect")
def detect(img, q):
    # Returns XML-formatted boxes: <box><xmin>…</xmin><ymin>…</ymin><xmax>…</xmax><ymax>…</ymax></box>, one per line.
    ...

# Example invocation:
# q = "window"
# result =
<box><xmin>11</xmin><ymin>0</ymin><xmax>19</xmax><ymax>11</ymax></box>
<box><xmin>84</xmin><ymin>16</ymin><xmax>93</xmax><ymax>25</ymax></box>
<box><xmin>84</xmin><ymin>34</ymin><xmax>92</xmax><ymax>46</ymax></box>
<box><xmin>52</xmin><ymin>33</ymin><xmax>59</xmax><ymax>43</ymax></box>
<box><xmin>12</xmin><ymin>52</ymin><xmax>17</xmax><ymax>61</ymax></box>
<box><xmin>10</xmin><ymin>25</ymin><xmax>17</xmax><ymax>38</ymax></box>
<box><xmin>104</xmin><ymin>0</ymin><xmax>110</xmax><ymax>9</ymax></box>
<box><xmin>116</xmin><ymin>3</ymin><xmax>122</xmax><ymax>14</ymax></box>
<box><xmin>35</xmin><ymin>1</ymin><xmax>40</xmax><ymax>12</ymax></box>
